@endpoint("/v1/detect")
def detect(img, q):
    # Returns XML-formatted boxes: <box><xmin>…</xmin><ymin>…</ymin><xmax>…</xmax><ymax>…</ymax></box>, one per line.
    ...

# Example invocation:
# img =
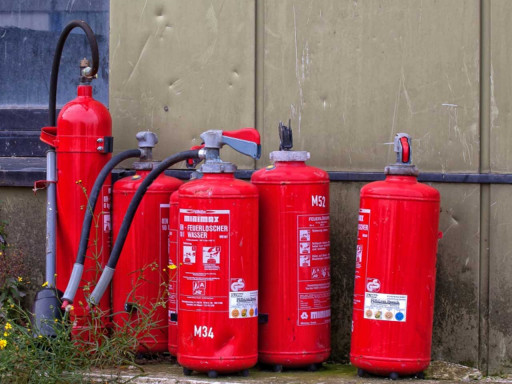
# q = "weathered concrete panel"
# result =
<box><xmin>489</xmin><ymin>185</ymin><xmax>512</xmax><ymax>374</ymax></box>
<box><xmin>329</xmin><ymin>182</ymin><xmax>480</xmax><ymax>365</ymax></box>
<box><xmin>490</xmin><ymin>1</ymin><xmax>512</xmax><ymax>173</ymax></box>
<box><xmin>0</xmin><ymin>188</ymin><xmax>46</xmax><ymax>304</ymax></box>
<box><xmin>329</xmin><ymin>181</ymin><xmax>360</xmax><ymax>362</ymax></box>
<box><xmin>432</xmin><ymin>184</ymin><xmax>480</xmax><ymax>367</ymax></box>
<box><xmin>261</xmin><ymin>0</ymin><xmax>480</xmax><ymax>172</ymax></box>
<box><xmin>110</xmin><ymin>0</ymin><xmax>255</xmax><ymax>168</ymax></box>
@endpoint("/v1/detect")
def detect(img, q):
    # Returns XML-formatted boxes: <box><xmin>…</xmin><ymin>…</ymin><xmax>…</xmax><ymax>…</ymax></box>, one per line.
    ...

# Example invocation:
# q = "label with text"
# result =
<box><xmin>179</xmin><ymin>209</ymin><xmax>230</xmax><ymax>312</ymax></box>
<box><xmin>229</xmin><ymin>290</ymin><xmax>258</xmax><ymax>319</ymax></box>
<box><xmin>364</xmin><ymin>292</ymin><xmax>407</xmax><ymax>322</ymax></box>
<box><xmin>297</xmin><ymin>214</ymin><xmax>330</xmax><ymax>326</ymax></box>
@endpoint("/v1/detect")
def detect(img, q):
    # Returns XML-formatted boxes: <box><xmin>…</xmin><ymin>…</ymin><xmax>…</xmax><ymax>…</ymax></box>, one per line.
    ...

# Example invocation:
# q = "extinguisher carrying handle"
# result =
<box><xmin>200</xmin><ymin>128</ymin><xmax>261</xmax><ymax>160</ymax></box>
<box><xmin>394</xmin><ymin>133</ymin><xmax>413</xmax><ymax>165</ymax></box>
<box><xmin>61</xmin><ymin>148</ymin><xmax>142</xmax><ymax>307</ymax></box>
<box><xmin>88</xmin><ymin>149</ymin><xmax>202</xmax><ymax>306</ymax></box>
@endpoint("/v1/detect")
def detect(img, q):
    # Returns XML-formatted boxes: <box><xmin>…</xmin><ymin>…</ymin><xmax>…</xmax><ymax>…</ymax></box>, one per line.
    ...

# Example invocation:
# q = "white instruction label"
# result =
<box><xmin>229</xmin><ymin>290</ymin><xmax>258</xmax><ymax>319</ymax></box>
<box><xmin>364</xmin><ymin>292</ymin><xmax>407</xmax><ymax>322</ymax></box>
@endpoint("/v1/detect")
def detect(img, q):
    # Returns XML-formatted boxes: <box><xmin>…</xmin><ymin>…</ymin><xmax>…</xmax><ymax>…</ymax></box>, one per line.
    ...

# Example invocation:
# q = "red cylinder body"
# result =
<box><xmin>112</xmin><ymin>170</ymin><xmax>182</xmax><ymax>352</ymax></box>
<box><xmin>251</xmin><ymin>158</ymin><xmax>331</xmax><ymax>367</ymax></box>
<box><xmin>177</xmin><ymin>173</ymin><xmax>259</xmax><ymax>373</ymax></box>
<box><xmin>52</xmin><ymin>85</ymin><xmax>112</xmax><ymax>337</ymax></box>
<box><xmin>350</xmin><ymin>175</ymin><xmax>440</xmax><ymax>376</ymax></box>
<box><xmin>168</xmin><ymin>190</ymin><xmax>179</xmax><ymax>356</ymax></box>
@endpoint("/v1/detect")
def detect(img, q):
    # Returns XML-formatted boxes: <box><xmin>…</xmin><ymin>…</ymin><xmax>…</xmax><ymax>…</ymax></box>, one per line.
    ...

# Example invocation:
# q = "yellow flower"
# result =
<box><xmin>17</xmin><ymin>277</ymin><xmax>22</xmax><ymax>282</ymax></box>
<box><xmin>54</xmin><ymin>319</ymin><xmax>58</xmax><ymax>323</ymax></box>
<box><xmin>38</xmin><ymin>335</ymin><xmax>42</xmax><ymax>339</ymax></box>
<box><xmin>168</xmin><ymin>264</ymin><xmax>177</xmax><ymax>270</ymax></box>
<box><xmin>4</xmin><ymin>323</ymin><xmax>12</xmax><ymax>331</ymax></box>
<box><xmin>42</xmin><ymin>281</ymin><xmax>48</xmax><ymax>287</ymax></box>
<box><xmin>3</xmin><ymin>332</ymin><xmax>8</xmax><ymax>337</ymax></box>
<box><xmin>0</xmin><ymin>339</ymin><xmax>6</xmax><ymax>349</ymax></box>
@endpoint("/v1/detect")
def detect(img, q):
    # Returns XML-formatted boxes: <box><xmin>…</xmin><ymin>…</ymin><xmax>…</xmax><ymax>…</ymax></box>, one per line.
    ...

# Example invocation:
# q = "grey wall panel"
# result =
<box><xmin>490</xmin><ymin>1</ymin><xmax>512</xmax><ymax>173</ymax></box>
<box><xmin>432</xmin><ymin>184</ymin><xmax>480</xmax><ymax>367</ymax></box>
<box><xmin>0</xmin><ymin>188</ymin><xmax>46</xmax><ymax>304</ymax></box>
<box><xmin>489</xmin><ymin>185</ymin><xmax>512</xmax><ymax>374</ymax></box>
<box><xmin>329</xmin><ymin>182</ymin><xmax>360</xmax><ymax>362</ymax></box>
<box><xmin>261</xmin><ymin>0</ymin><xmax>480</xmax><ymax>172</ymax></box>
<box><xmin>110</xmin><ymin>0</ymin><xmax>256</xmax><ymax>168</ymax></box>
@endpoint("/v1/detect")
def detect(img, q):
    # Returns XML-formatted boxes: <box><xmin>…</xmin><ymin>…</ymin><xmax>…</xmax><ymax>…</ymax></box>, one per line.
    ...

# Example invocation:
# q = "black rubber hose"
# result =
<box><xmin>61</xmin><ymin>149</ymin><xmax>142</xmax><ymax>304</ymax></box>
<box><xmin>107</xmin><ymin>149</ymin><xmax>199</xmax><ymax>269</ymax></box>
<box><xmin>77</xmin><ymin>149</ymin><xmax>141</xmax><ymax>265</ymax></box>
<box><xmin>88</xmin><ymin>149</ymin><xmax>200</xmax><ymax>305</ymax></box>
<box><xmin>49</xmin><ymin>20</ymin><xmax>99</xmax><ymax>126</ymax></box>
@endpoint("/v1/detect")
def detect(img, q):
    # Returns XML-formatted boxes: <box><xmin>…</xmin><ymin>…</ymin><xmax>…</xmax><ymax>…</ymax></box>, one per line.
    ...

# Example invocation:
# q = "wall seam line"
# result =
<box><xmin>255</xmin><ymin>0</ymin><xmax>264</xmax><ymax>170</ymax></box>
<box><xmin>478</xmin><ymin>0</ymin><xmax>491</xmax><ymax>375</ymax></box>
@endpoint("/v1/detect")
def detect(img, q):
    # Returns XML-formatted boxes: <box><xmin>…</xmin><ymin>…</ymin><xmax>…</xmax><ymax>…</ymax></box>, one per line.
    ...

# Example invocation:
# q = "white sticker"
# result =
<box><xmin>364</xmin><ymin>292</ymin><xmax>407</xmax><ymax>322</ymax></box>
<box><xmin>229</xmin><ymin>290</ymin><xmax>258</xmax><ymax>319</ymax></box>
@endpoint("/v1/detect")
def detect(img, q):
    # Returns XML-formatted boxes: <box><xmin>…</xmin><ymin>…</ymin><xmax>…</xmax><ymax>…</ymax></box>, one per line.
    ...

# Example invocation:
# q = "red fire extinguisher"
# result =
<box><xmin>112</xmin><ymin>131</ymin><xmax>182</xmax><ymax>352</ymax></box>
<box><xmin>40</xmin><ymin>54</ymin><xmax>113</xmax><ymax>338</ymax></box>
<box><xmin>251</xmin><ymin>122</ymin><xmax>331</xmax><ymax>371</ymax></box>
<box><xmin>178</xmin><ymin>129</ymin><xmax>260</xmax><ymax>378</ymax></box>
<box><xmin>350</xmin><ymin>133</ymin><xmax>441</xmax><ymax>379</ymax></box>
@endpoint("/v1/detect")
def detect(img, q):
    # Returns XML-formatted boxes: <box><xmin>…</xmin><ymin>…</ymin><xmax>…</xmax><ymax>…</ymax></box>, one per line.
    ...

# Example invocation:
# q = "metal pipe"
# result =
<box><xmin>45</xmin><ymin>150</ymin><xmax>57</xmax><ymax>288</ymax></box>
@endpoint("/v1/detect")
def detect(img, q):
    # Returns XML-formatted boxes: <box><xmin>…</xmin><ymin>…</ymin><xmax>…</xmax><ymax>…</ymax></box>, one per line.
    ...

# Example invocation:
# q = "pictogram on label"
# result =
<box><xmin>364</xmin><ymin>292</ymin><xmax>407</xmax><ymax>322</ymax></box>
<box><xmin>366</xmin><ymin>278</ymin><xmax>381</xmax><ymax>292</ymax></box>
<box><xmin>179</xmin><ymin>209</ymin><xmax>230</xmax><ymax>312</ymax></box>
<box><xmin>297</xmin><ymin>214</ymin><xmax>330</xmax><ymax>326</ymax></box>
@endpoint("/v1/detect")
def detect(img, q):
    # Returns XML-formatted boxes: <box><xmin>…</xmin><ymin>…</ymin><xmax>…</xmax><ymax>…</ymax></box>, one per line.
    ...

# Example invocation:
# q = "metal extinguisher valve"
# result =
<box><xmin>197</xmin><ymin>128</ymin><xmax>261</xmax><ymax>173</ymax></box>
<box><xmin>270</xmin><ymin>121</ymin><xmax>310</xmax><ymax>163</ymax></box>
<box><xmin>135</xmin><ymin>131</ymin><xmax>158</xmax><ymax>163</ymax></box>
<box><xmin>385</xmin><ymin>133</ymin><xmax>419</xmax><ymax>176</ymax></box>
<box><xmin>278</xmin><ymin>120</ymin><xmax>293</xmax><ymax>151</ymax></box>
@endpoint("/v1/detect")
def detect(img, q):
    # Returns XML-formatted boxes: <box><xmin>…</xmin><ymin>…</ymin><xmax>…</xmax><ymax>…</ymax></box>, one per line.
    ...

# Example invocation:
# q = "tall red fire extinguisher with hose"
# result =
<box><xmin>252</xmin><ymin>121</ymin><xmax>331</xmax><ymax>372</ymax></box>
<box><xmin>177</xmin><ymin>128</ymin><xmax>260</xmax><ymax>378</ymax></box>
<box><xmin>350</xmin><ymin>133</ymin><xmax>441</xmax><ymax>380</ymax></box>
<box><xmin>112</xmin><ymin>131</ymin><xmax>182</xmax><ymax>353</ymax></box>
<box><xmin>33</xmin><ymin>20</ymin><xmax>115</xmax><ymax>337</ymax></box>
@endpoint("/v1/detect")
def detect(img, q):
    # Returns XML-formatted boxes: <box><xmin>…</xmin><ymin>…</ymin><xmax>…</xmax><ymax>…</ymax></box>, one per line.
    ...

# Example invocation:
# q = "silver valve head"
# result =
<box><xmin>198</xmin><ymin>128</ymin><xmax>261</xmax><ymax>173</ymax></box>
<box><xmin>136</xmin><ymin>131</ymin><xmax>158</xmax><ymax>149</ymax></box>
<box><xmin>135</xmin><ymin>131</ymin><xmax>158</xmax><ymax>165</ymax></box>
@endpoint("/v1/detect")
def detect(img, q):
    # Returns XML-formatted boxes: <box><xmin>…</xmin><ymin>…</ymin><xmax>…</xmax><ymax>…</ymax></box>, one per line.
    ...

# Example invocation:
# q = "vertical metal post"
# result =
<box><xmin>46</xmin><ymin>149</ymin><xmax>57</xmax><ymax>288</ymax></box>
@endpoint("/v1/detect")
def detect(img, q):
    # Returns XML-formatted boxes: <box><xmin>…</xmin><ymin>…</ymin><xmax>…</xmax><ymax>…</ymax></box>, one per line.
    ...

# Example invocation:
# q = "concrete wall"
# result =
<box><xmin>0</xmin><ymin>188</ymin><xmax>47</xmax><ymax>306</ymax></box>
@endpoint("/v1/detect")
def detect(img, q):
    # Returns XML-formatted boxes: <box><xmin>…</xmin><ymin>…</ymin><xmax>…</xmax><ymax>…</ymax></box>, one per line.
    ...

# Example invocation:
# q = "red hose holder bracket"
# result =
<box><xmin>33</xmin><ymin>180</ymin><xmax>56</xmax><ymax>194</ymax></box>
